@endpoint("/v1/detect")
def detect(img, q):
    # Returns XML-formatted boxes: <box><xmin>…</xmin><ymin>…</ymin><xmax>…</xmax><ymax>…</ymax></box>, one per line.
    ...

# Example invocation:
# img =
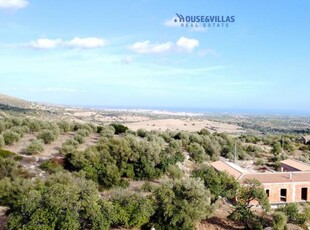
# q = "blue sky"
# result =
<box><xmin>0</xmin><ymin>0</ymin><xmax>309</xmax><ymax>113</ymax></box>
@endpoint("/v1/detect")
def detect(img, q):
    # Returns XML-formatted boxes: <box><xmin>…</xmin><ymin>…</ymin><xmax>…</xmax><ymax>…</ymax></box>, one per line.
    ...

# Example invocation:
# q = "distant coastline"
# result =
<box><xmin>64</xmin><ymin>104</ymin><xmax>310</xmax><ymax>117</ymax></box>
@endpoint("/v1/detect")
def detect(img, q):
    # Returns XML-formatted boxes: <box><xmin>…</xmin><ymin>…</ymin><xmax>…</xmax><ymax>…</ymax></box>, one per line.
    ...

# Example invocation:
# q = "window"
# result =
<box><xmin>280</xmin><ymin>189</ymin><xmax>287</xmax><ymax>202</ymax></box>
<box><xmin>266</xmin><ymin>189</ymin><xmax>270</xmax><ymax>197</ymax></box>
<box><xmin>301</xmin><ymin>188</ymin><xmax>308</xmax><ymax>201</ymax></box>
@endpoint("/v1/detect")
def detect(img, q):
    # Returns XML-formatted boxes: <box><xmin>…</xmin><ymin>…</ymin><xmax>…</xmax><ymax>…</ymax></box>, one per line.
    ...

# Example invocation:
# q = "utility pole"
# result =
<box><xmin>234</xmin><ymin>141</ymin><xmax>237</xmax><ymax>164</ymax></box>
<box><xmin>282</xmin><ymin>136</ymin><xmax>285</xmax><ymax>155</ymax></box>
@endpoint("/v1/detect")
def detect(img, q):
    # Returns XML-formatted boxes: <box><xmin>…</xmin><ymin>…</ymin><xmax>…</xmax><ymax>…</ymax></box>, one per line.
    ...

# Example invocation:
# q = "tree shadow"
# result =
<box><xmin>204</xmin><ymin>216</ymin><xmax>244</xmax><ymax>230</ymax></box>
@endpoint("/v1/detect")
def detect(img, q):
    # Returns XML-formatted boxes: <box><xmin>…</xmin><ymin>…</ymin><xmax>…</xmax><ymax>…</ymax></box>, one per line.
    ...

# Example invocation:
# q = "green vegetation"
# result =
<box><xmin>188</xmin><ymin>142</ymin><xmax>207</xmax><ymax>162</ymax></box>
<box><xmin>1</xmin><ymin>173</ymin><xmax>110</xmax><ymax>230</ymax></box>
<box><xmin>37</xmin><ymin>129</ymin><xmax>57</xmax><ymax>144</ymax></box>
<box><xmin>148</xmin><ymin>178</ymin><xmax>213</xmax><ymax>230</ymax></box>
<box><xmin>0</xmin><ymin>135</ymin><xmax>4</xmax><ymax>148</ymax></box>
<box><xmin>39</xmin><ymin>158</ymin><xmax>64</xmax><ymax>174</ymax></box>
<box><xmin>109</xmin><ymin>190</ymin><xmax>154</xmax><ymax>228</ymax></box>
<box><xmin>63</xmin><ymin>136</ymin><xmax>185</xmax><ymax>188</ymax></box>
<box><xmin>3</xmin><ymin>131</ymin><xmax>20</xmax><ymax>145</ymax></box>
<box><xmin>276</xmin><ymin>203</ymin><xmax>306</xmax><ymax>225</ymax></box>
<box><xmin>25</xmin><ymin>139</ymin><xmax>45</xmax><ymax>155</ymax></box>
<box><xmin>192</xmin><ymin>165</ymin><xmax>239</xmax><ymax>203</ymax></box>
<box><xmin>1</xmin><ymin>111</ymin><xmax>310</xmax><ymax>229</ymax></box>
<box><xmin>229</xmin><ymin>178</ymin><xmax>270</xmax><ymax>229</ymax></box>
<box><xmin>110</xmin><ymin>123</ymin><xmax>128</xmax><ymax>134</ymax></box>
<box><xmin>272</xmin><ymin>211</ymin><xmax>288</xmax><ymax>230</ymax></box>
<box><xmin>0</xmin><ymin>149</ymin><xmax>15</xmax><ymax>158</ymax></box>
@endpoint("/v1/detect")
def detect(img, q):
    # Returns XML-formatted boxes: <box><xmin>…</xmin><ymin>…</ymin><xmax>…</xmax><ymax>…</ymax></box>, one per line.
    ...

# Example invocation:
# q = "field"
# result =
<box><xmin>0</xmin><ymin>93</ymin><xmax>310</xmax><ymax>230</ymax></box>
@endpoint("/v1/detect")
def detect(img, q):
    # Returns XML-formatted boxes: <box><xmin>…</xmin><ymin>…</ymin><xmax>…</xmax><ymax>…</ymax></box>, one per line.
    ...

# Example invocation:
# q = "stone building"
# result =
<box><xmin>211</xmin><ymin>159</ymin><xmax>310</xmax><ymax>206</ymax></box>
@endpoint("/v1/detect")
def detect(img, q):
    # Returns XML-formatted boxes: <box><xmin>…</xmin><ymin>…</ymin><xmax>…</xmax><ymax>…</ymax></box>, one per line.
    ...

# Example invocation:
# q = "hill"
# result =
<box><xmin>0</xmin><ymin>93</ymin><xmax>33</xmax><ymax>109</ymax></box>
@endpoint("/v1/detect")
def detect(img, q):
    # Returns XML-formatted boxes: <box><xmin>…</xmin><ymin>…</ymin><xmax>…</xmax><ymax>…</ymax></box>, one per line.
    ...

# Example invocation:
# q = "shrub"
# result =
<box><xmin>10</xmin><ymin>126</ymin><xmax>26</xmax><ymax>138</ymax></box>
<box><xmin>199</xmin><ymin>128</ymin><xmax>210</xmax><ymax>136</ymax></box>
<box><xmin>2</xmin><ymin>172</ymin><xmax>110</xmax><ymax>229</ymax></box>
<box><xmin>109</xmin><ymin>191</ymin><xmax>155</xmax><ymax>228</ymax></box>
<box><xmin>63</xmin><ymin>139</ymin><xmax>79</xmax><ymax>147</ymax></box>
<box><xmin>99</xmin><ymin>126</ymin><xmax>115</xmax><ymax>138</ymax></box>
<box><xmin>48</xmin><ymin>123</ymin><xmax>60</xmax><ymax>137</ymax></box>
<box><xmin>0</xmin><ymin>149</ymin><xmax>15</xmax><ymax>158</ymax></box>
<box><xmin>192</xmin><ymin>165</ymin><xmax>239</xmax><ymax>202</ymax></box>
<box><xmin>37</xmin><ymin>129</ymin><xmax>56</xmax><ymax>144</ymax></box>
<box><xmin>57</xmin><ymin>120</ymin><xmax>73</xmax><ymax>133</ymax></box>
<box><xmin>3</xmin><ymin>131</ymin><xmax>20</xmax><ymax>145</ymax></box>
<box><xmin>0</xmin><ymin>158</ymin><xmax>29</xmax><ymax>180</ymax></box>
<box><xmin>167</xmin><ymin>164</ymin><xmax>183</xmax><ymax>180</ymax></box>
<box><xmin>26</xmin><ymin>140</ymin><xmax>45</xmax><ymax>155</ymax></box>
<box><xmin>60</xmin><ymin>144</ymin><xmax>78</xmax><ymax>155</ymax></box>
<box><xmin>0</xmin><ymin>135</ymin><xmax>4</xmax><ymax>148</ymax></box>
<box><xmin>255</xmin><ymin>158</ymin><xmax>265</xmax><ymax>166</ymax></box>
<box><xmin>137</xmin><ymin>129</ymin><xmax>148</xmax><ymax>138</ymax></box>
<box><xmin>76</xmin><ymin>128</ymin><xmax>90</xmax><ymax>137</ymax></box>
<box><xmin>277</xmin><ymin>203</ymin><xmax>306</xmax><ymax>225</ymax></box>
<box><xmin>110</xmin><ymin>123</ymin><xmax>128</xmax><ymax>134</ymax></box>
<box><xmin>140</xmin><ymin>181</ymin><xmax>154</xmax><ymax>192</ymax></box>
<box><xmin>73</xmin><ymin>134</ymin><xmax>85</xmax><ymax>144</ymax></box>
<box><xmin>39</xmin><ymin>158</ymin><xmax>64</xmax><ymax>174</ymax></box>
<box><xmin>272</xmin><ymin>211</ymin><xmax>287</xmax><ymax>230</ymax></box>
<box><xmin>28</xmin><ymin>119</ymin><xmax>42</xmax><ymax>132</ymax></box>
<box><xmin>188</xmin><ymin>142</ymin><xmax>207</xmax><ymax>163</ymax></box>
<box><xmin>0</xmin><ymin>121</ymin><xmax>5</xmax><ymax>133</ymax></box>
<box><xmin>149</xmin><ymin>178</ymin><xmax>213</xmax><ymax>229</ymax></box>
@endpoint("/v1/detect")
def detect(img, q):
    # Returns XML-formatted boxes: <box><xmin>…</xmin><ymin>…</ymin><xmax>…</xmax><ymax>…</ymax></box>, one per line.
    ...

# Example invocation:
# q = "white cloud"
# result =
<box><xmin>176</xmin><ymin>36</ymin><xmax>199</xmax><ymax>52</ymax></box>
<box><xmin>130</xmin><ymin>37</ymin><xmax>199</xmax><ymax>54</ymax></box>
<box><xmin>29</xmin><ymin>38</ymin><xmax>62</xmax><ymax>49</ymax></box>
<box><xmin>27</xmin><ymin>37</ymin><xmax>107</xmax><ymax>49</ymax></box>
<box><xmin>0</xmin><ymin>0</ymin><xmax>28</xmax><ymax>10</ymax></box>
<box><xmin>164</xmin><ymin>17</ymin><xmax>180</xmax><ymax>27</ymax></box>
<box><xmin>130</xmin><ymin>41</ymin><xmax>173</xmax><ymax>54</ymax></box>
<box><xmin>66</xmin><ymin>37</ymin><xmax>106</xmax><ymax>49</ymax></box>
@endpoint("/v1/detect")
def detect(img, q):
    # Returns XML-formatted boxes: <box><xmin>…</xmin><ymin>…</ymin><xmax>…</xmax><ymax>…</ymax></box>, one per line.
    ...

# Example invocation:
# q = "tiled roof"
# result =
<box><xmin>211</xmin><ymin>160</ymin><xmax>243</xmax><ymax>179</ymax></box>
<box><xmin>280</xmin><ymin>159</ymin><xmax>310</xmax><ymax>171</ymax></box>
<box><xmin>238</xmin><ymin>172</ymin><xmax>310</xmax><ymax>184</ymax></box>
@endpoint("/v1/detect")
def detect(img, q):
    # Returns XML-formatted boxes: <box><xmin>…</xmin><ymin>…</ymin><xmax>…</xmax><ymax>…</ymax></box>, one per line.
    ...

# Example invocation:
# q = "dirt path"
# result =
<box><xmin>197</xmin><ymin>199</ymin><xmax>244</xmax><ymax>230</ymax></box>
<box><xmin>4</xmin><ymin>133</ymin><xmax>36</xmax><ymax>154</ymax></box>
<box><xmin>39</xmin><ymin>132</ymin><xmax>75</xmax><ymax>157</ymax></box>
<box><xmin>77</xmin><ymin>133</ymin><xmax>100</xmax><ymax>151</ymax></box>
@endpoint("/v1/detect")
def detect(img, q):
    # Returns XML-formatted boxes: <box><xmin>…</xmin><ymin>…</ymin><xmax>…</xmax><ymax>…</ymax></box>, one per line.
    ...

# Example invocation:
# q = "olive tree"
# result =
<box><xmin>229</xmin><ymin>178</ymin><xmax>270</xmax><ymax>229</ymax></box>
<box><xmin>149</xmin><ymin>178</ymin><xmax>213</xmax><ymax>230</ymax></box>
<box><xmin>26</xmin><ymin>139</ymin><xmax>45</xmax><ymax>155</ymax></box>
<box><xmin>37</xmin><ymin>129</ymin><xmax>56</xmax><ymax>144</ymax></box>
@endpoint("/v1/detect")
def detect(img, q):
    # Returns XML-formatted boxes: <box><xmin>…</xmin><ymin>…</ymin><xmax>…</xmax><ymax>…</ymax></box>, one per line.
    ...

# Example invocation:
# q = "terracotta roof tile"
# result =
<box><xmin>211</xmin><ymin>161</ymin><xmax>242</xmax><ymax>179</ymax></box>
<box><xmin>239</xmin><ymin>172</ymin><xmax>310</xmax><ymax>184</ymax></box>
<box><xmin>280</xmin><ymin>159</ymin><xmax>310</xmax><ymax>171</ymax></box>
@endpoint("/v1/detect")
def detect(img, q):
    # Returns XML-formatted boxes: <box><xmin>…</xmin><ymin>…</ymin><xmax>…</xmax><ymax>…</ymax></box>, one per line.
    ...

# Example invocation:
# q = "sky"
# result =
<box><xmin>0</xmin><ymin>0</ymin><xmax>309</xmax><ymax>114</ymax></box>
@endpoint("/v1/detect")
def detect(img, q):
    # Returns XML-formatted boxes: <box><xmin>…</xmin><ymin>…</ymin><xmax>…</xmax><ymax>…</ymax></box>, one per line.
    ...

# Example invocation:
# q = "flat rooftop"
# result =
<box><xmin>280</xmin><ymin>159</ymin><xmax>310</xmax><ymax>171</ymax></box>
<box><xmin>239</xmin><ymin>171</ymin><xmax>310</xmax><ymax>184</ymax></box>
<box><xmin>211</xmin><ymin>159</ymin><xmax>310</xmax><ymax>184</ymax></box>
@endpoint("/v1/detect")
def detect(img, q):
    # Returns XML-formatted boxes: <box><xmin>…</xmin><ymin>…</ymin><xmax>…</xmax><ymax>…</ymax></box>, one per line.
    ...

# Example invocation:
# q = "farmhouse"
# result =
<box><xmin>211</xmin><ymin>159</ymin><xmax>310</xmax><ymax>206</ymax></box>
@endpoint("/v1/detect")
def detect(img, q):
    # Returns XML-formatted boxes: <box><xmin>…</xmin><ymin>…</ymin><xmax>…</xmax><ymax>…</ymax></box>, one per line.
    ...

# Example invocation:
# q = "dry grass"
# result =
<box><xmin>126</xmin><ymin>118</ymin><xmax>245</xmax><ymax>133</ymax></box>
<box><xmin>3</xmin><ymin>132</ymin><xmax>100</xmax><ymax>157</ymax></box>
